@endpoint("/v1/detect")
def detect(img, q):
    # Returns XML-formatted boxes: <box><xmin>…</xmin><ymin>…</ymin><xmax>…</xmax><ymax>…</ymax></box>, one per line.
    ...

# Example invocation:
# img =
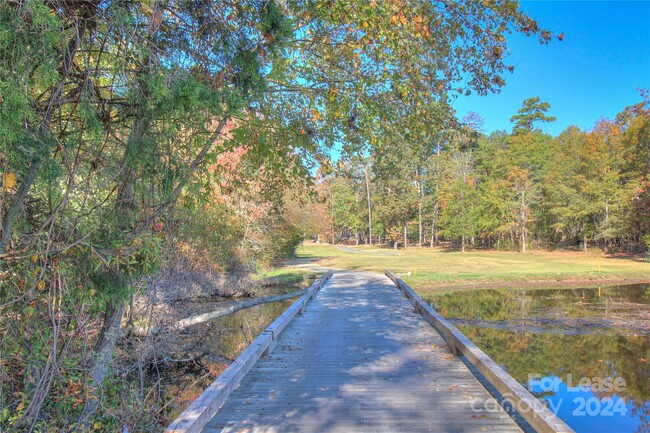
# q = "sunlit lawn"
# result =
<box><xmin>258</xmin><ymin>267</ymin><xmax>315</xmax><ymax>285</ymax></box>
<box><xmin>295</xmin><ymin>242</ymin><xmax>650</xmax><ymax>290</ymax></box>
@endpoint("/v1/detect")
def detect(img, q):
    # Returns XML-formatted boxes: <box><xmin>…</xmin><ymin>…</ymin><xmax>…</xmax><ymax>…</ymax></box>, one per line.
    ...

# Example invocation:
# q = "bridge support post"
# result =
<box><xmin>263</xmin><ymin>330</ymin><xmax>277</xmax><ymax>356</ymax></box>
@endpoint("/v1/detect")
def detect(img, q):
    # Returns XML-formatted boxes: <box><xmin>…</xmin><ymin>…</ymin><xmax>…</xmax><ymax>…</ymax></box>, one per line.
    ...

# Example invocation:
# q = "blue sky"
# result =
<box><xmin>453</xmin><ymin>1</ymin><xmax>650</xmax><ymax>136</ymax></box>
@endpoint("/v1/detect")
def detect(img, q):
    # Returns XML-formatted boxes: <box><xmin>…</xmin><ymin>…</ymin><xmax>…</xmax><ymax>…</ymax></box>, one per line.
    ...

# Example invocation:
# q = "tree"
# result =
<box><xmin>546</xmin><ymin>121</ymin><xmax>634</xmax><ymax>252</ymax></box>
<box><xmin>329</xmin><ymin>169</ymin><xmax>366</xmax><ymax>244</ymax></box>
<box><xmin>0</xmin><ymin>0</ymin><xmax>559</xmax><ymax>429</ymax></box>
<box><xmin>510</xmin><ymin>97</ymin><xmax>556</xmax><ymax>134</ymax></box>
<box><xmin>617</xmin><ymin>91</ymin><xmax>650</xmax><ymax>246</ymax></box>
<box><xmin>0</xmin><ymin>1</ymin><xmax>298</xmax><ymax>429</ymax></box>
<box><xmin>439</xmin><ymin>149</ymin><xmax>479</xmax><ymax>252</ymax></box>
<box><xmin>474</xmin><ymin>131</ymin><xmax>513</xmax><ymax>248</ymax></box>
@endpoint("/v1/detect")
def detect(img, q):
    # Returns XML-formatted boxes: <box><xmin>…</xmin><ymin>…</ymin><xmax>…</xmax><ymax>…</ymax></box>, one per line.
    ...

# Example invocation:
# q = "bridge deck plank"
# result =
<box><xmin>201</xmin><ymin>271</ymin><xmax>523</xmax><ymax>433</ymax></box>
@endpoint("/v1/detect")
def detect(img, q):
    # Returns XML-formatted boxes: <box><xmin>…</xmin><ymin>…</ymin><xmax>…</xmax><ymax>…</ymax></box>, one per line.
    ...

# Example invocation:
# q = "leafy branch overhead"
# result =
<box><xmin>0</xmin><ymin>1</ymin><xmax>562</xmax><ymax>431</ymax></box>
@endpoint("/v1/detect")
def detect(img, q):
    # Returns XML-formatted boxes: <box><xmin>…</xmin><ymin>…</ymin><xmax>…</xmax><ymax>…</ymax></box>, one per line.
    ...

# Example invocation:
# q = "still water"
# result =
<box><xmin>148</xmin><ymin>290</ymin><xmax>295</xmax><ymax>427</ymax></box>
<box><xmin>421</xmin><ymin>284</ymin><xmax>650</xmax><ymax>433</ymax></box>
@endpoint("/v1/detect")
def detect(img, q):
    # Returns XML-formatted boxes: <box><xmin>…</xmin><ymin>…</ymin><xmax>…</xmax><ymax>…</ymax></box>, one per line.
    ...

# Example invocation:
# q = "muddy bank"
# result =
<box><xmin>116</xmin><ymin>278</ymin><xmax>311</xmax><ymax>429</ymax></box>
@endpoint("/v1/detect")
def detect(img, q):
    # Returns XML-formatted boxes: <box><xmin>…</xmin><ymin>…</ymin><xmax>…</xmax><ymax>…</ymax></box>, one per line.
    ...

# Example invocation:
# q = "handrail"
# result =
<box><xmin>385</xmin><ymin>270</ymin><xmax>575</xmax><ymax>433</ymax></box>
<box><xmin>166</xmin><ymin>270</ymin><xmax>333</xmax><ymax>433</ymax></box>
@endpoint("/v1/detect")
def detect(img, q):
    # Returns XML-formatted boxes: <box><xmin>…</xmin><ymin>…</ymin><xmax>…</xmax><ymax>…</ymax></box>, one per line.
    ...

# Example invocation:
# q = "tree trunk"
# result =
<box><xmin>403</xmin><ymin>219</ymin><xmax>407</xmax><ymax>248</ymax></box>
<box><xmin>520</xmin><ymin>190</ymin><xmax>526</xmax><ymax>253</ymax></box>
<box><xmin>169</xmin><ymin>117</ymin><xmax>229</xmax><ymax>207</ymax></box>
<box><xmin>80</xmin><ymin>77</ymin><xmax>150</xmax><ymax>425</ymax></box>
<box><xmin>329</xmin><ymin>187</ymin><xmax>334</xmax><ymax>244</ymax></box>
<box><xmin>461</xmin><ymin>235</ymin><xmax>466</xmax><ymax>252</ymax></box>
<box><xmin>170</xmin><ymin>290</ymin><xmax>304</xmax><ymax>332</ymax></box>
<box><xmin>132</xmin><ymin>290</ymin><xmax>306</xmax><ymax>336</ymax></box>
<box><xmin>604</xmin><ymin>203</ymin><xmax>610</xmax><ymax>252</ymax></box>
<box><xmin>431</xmin><ymin>204</ymin><xmax>439</xmax><ymax>247</ymax></box>
<box><xmin>0</xmin><ymin>156</ymin><xmax>46</xmax><ymax>255</ymax></box>
<box><xmin>418</xmin><ymin>181</ymin><xmax>423</xmax><ymax>247</ymax></box>
<box><xmin>364</xmin><ymin>164</ymin><xmax>372</xmax><ymax>245</ymax></box>
<box><xmin>80</xmin><ymin>302</ymin><xmax>125</xmax><ymax>422</ymax></box>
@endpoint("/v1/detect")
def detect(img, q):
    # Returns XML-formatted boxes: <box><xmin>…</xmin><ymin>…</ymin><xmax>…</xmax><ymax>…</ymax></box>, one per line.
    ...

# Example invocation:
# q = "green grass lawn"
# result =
<box><xmin>258</xmin><ymin>267</ymin><xmax>315</xmax><ymax>286</ymax></box>
<box><xmin>295</xmin><ymin>242</ymin><xmax>650</xmax><ymax>290</ymax></box>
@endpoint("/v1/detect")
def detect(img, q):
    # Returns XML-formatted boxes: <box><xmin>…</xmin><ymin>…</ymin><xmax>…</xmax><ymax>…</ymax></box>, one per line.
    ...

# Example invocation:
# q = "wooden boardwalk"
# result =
<box><xmin>200</xmin><ymin>270</ymin><xmax>524</xmax><ymax>433</ymax></box>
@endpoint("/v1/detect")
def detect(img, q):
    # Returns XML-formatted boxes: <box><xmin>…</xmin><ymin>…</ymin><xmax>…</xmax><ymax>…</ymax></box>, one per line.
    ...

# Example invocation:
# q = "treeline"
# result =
<box><xmin>317</xmin><ymin>96</ymin><xmax>650</xmax><ymax>253</ymax></box>
<box><xmin>0</xmin><ymin>1</ymin><xmax>555</xmax><ymax>431</ymax></box>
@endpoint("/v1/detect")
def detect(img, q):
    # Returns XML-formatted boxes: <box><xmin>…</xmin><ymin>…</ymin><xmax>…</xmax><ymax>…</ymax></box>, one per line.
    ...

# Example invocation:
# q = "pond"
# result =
<box><xmin>133</xmin><ymin>285</ymin><xmax>300</xmax><ymax>429</ymax></box>
<box><xmin>421</xmin><ymin>284</ymin><xmax>650</xmax><ymax>433</ymax></box>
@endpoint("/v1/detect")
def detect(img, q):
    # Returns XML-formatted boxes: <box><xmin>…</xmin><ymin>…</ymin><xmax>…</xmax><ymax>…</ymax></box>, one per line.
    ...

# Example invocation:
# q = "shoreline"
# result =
<box><xmin>415</xmin><ymin>277</ymin><xmax>650</xmax><ymax>293</ymax></box>
<box><xmin>285</xmin><ymin>251</ymin><xmax>650</xmax><ymax>293</ymax></box>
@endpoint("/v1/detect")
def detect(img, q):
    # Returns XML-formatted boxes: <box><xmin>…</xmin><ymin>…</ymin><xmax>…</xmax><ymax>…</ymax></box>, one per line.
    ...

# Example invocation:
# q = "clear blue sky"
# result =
<box><xmin>453</xmin><ymin>1</ymin><xmax>650</xmax><ymax>136</ymax></box>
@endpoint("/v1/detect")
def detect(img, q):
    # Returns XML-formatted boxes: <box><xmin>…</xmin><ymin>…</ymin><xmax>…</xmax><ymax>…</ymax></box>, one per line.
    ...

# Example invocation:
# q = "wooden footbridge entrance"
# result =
<box><xmin>167</xmin><ymin>270</ymin><xmax>574</xmax><ymax>433</ymax></box>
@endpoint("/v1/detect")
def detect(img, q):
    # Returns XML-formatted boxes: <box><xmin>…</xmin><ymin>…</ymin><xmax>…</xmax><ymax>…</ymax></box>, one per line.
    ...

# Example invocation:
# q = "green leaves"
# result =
<box><xmin>259</xmin><ymin>0</ymin><xmax>293</xmax><ymax>47</ymax></box>
<box><xmin>232</xmin><ymin>49</ymin><xmax>266</xmax><ymax>96</ymax></box>
<box><xmin>510</xmin><ymin>97</ymin><xmax>557</xmax><ymax>134</ymax></box>
<box><xmin>0</xmin><ymin>81</ymin><xmax>32</xmax><ymax>146</ymax></box>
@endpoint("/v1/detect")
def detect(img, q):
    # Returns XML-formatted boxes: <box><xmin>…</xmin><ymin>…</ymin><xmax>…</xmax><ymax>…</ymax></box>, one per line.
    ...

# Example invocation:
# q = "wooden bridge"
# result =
<box><xmin>166</xmin><ymin>270</ymin><xmax>574</xmax><ymax>433</ymax></box>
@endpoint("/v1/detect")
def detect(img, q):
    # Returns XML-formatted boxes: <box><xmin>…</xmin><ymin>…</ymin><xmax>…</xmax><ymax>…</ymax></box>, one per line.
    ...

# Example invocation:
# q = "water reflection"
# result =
<box><xmin>190</xmin><ymin>298</ymin><xmax>294</xmax><ymax>360</ymax></box>
<box><xmin>148</xmin><ymin>290</ymin><xmax>296</xmax><ymax>427</ymax></box>
<box><xmin>421</xmin><ymin>284</ymin><xmax>650</xmax><ymax>433</ymax></box>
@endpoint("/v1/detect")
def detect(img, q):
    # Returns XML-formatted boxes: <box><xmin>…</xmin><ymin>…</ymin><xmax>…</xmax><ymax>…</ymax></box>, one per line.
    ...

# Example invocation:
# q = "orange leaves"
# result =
<box><xmin>310</xmin><ymin>109</ymin><xmax>323</xmax><ymax>122</ymax></box>
<box><xmin>421</xmin><ymin>25</ymin><xmax>431</xmax><ymax>39</ymax></box>
<box><xmin>507</xmin><ymin>166</ymin><xmax>531</xmax><ymax>183</ymax></box>
<box><xmin>389</xmin><ymin>11</ymin><xmax>431</xmax><ymax>39</ymax></box>
<box><xmin>2</xmin><ymin>172</ymin><xmax>16</xmax><ymax>189</ymax></box>
<box><xmin>140</xmin><ymin>1</ymin><xmax>153</xmax><ymax>15</ymax></box>
<box><xmin>490</xmin><ymin>46</ymin><xmax>503</xmax><ymax>59</ymax></box>
<box><xmin>327</xmin><ymin>85</ymin><xmax>338</xmax><ymax>103</ymax></box>
<box><xmin>390</xmin><ymin>13</ymin><xmax>403</xmax><ymax>26</ymax></box>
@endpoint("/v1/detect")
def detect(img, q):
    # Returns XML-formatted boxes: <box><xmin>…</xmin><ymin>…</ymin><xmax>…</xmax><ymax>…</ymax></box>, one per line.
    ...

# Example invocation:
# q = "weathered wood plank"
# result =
<box><xmin>385</xmin><ymin>270</ymin><xmax>575</xmax><ymax>433</ymax></box>
<box><xmin>165</xmin><ymin>271</ymin><xmax>332</xmax><ymax>433</ymax></box>
<box><xmin>200</xmin><ymin>270</ymin><xmax>527</xmax><ymax>433</ymax></box>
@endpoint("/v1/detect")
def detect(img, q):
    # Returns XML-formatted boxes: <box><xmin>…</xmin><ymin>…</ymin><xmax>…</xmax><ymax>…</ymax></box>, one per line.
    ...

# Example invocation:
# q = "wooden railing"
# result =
<box><xmin>385</xmin><ymin>271</ymin><xmax>575</xmax><ymax>433</ymax></box>
<box><xmin>166</xmin><ymin>270</ymin><xmax>333</xmax><ymax>433</ymax></box>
